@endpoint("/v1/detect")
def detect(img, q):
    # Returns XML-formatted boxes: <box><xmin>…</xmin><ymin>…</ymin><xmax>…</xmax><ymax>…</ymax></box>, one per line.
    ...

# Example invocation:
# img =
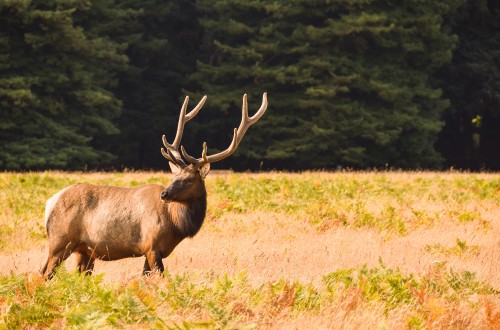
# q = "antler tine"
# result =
<box><xmin>182</xmin><ymin>93</ymin><xmax>267</xmax><ymax>168</ymax></box>
<box><xmin>171</xmin><ymin>95</ymin><xmax>207</xmax><ymax>148</ymax></box>
<box><xmin>161</xmin><ymin>146</ymin><xmax>172</xmax><ymax>161</ymax></box>
<box><xmin>170</xmin><ymin>96</ymin><xmax>189</xmax><ymax>149</ymax></box>
<box><xmin>186</xmin><ymin>95</ymin><xmax>207</xmax><ymax>120</ymax></box>
<box><xmin>236</xmin><ymin>92</ymin><xmax>268</xmax><ymax>146</ymax></box>
<box><xmin>161</xmin><ymin>148</ymin><xmax>184</xmax><ymax>168</ymax></box>
<box><xmin>161</xmin><ymin>135</ymin><xmax>185</xmax><ymax>165</ymax></box>
<box><xmin>181</xmin><ymin>129</ymin><xmax>238</xmax><ymax>167</ymax></box>
<box><xmin>180</xmin><ymin>145</ymin><xmax>198</xmax><ymax>165</ymax></box>
<box><xmin>161</xmin><ymin>95</ymin><xmax>207</xmax><ymax>166</ymax></box>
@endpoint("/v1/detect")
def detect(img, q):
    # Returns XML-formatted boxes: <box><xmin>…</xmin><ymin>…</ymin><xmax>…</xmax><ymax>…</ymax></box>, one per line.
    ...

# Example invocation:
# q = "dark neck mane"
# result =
<box><xmin>169</xmin><ymin>189</ymin><xmax>207</xmax><ymax>238</ymax></box>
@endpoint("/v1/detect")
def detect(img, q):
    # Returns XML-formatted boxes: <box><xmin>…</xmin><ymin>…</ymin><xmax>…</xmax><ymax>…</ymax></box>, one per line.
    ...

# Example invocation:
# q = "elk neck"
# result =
<box><xmin>167</xmin><ymin>187</ymin><xmax>207</xmax><ymax>238</ymax></box>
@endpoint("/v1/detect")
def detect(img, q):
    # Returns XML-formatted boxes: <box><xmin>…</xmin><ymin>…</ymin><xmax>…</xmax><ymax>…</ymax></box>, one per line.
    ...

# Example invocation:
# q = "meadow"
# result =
<box><xmin>0</xmin><ymin>171</ymin><xmax>498</xmax><ymax>329</ymax></box>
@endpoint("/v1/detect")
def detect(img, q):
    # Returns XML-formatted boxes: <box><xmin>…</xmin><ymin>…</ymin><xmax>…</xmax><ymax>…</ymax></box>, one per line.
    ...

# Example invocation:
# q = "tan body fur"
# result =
<box><xmin>41</xmin><ymin>182</ymin><xmax>203</xmax><ymax>278</ymax></box>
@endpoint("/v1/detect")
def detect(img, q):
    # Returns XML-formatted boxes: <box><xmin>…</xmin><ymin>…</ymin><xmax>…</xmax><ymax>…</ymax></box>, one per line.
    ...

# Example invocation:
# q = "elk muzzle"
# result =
<box><xmin>160</xmin><ymin>187</ymin><xmax>172</xmax><ymax>202</ymax></box>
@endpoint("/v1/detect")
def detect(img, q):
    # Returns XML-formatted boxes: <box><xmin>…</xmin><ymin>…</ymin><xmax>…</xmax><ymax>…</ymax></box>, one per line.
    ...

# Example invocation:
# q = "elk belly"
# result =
<box><xmin>80</xmin><ymin>207</ymin><xmax>145</xmax><ymax>260</ymax></box>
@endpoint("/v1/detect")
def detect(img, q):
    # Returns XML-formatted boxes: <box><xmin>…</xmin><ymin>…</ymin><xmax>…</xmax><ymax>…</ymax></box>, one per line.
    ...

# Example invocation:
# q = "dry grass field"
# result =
<box><xmin>0</xmin><ymin>171</ymin><xmax>499</xmax><ymax>329</ymax></box>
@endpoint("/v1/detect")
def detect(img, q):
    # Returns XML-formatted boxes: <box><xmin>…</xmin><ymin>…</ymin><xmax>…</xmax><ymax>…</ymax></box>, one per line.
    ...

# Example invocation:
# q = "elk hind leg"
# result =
<box><xmin>41</xmin><ymin>251</ymin><xmax>68</xmax><ymax>280</ymax></box>
<box><xmin>42</xmin><ymin>241</ymin><xmax>78</xmax><ymax>280</ymax></box>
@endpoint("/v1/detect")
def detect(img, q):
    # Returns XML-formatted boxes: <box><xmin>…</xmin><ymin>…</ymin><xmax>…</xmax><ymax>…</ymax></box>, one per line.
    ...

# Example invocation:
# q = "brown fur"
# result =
<box><xmin>41</xmin><ymin>165</ymin><xmax>207</xmax><ymax>279</ymax></box>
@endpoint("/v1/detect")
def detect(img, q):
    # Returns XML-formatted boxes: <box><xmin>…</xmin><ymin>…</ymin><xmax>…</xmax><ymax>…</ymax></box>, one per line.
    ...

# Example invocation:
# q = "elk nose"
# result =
<box><xmin>160</xmin><ymin>189</ymin><xmax>169</xmax><ymax>200</ymax></box>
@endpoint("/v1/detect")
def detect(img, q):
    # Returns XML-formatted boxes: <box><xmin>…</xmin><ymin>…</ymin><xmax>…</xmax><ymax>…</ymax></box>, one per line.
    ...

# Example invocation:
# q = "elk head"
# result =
<box><xmin>160</xmin><ymin>93</ymin><xmax>268</xmax><ymax>202</ymax></box>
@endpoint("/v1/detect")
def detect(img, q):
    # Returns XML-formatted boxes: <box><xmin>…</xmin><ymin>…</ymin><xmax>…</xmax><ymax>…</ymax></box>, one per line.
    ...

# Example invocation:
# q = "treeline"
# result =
<box><xmin>0</xmin><ymin>0</ymin><xmax>498</xmax><ymax>171</ymax></box>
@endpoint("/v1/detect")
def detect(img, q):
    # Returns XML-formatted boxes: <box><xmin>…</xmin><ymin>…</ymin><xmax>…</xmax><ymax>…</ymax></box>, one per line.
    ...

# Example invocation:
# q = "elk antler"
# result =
<box><xmin>161</xmin><ymin>95</ymin><xmax>207</xmax><ymax>166</ymax></box>
<box><xmin>181</xmin><ymin>92</ymin><xmax>268</xmax><ymax>168</ymax></box>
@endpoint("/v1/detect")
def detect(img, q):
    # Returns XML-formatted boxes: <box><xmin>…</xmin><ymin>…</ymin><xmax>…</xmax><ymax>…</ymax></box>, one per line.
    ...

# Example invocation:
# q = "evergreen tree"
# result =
<box><xmin>192</xmin><ymin>0</ymin><xmax>464</xmax><ymax>170</ymax></box>
<box><xmin>99</xmin><ymin>0</ymin><xmax>199</xmax><ymax>169</ymax></box>
<box><xmin>437</xmin><ymin>0</ymin><xmax>500</xmax><ymax>170</ymax></box>
<box><xmin>0</xmin><ymin>0</ymin><xmax>126</xmax><ymax>170</ymax></box>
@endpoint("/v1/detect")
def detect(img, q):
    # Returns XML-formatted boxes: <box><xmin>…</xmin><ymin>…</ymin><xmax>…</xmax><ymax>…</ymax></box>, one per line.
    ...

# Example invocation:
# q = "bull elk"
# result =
<box><xmin>41</xmin><ymin>93</ymin><xmax>268</xmax><ymax>279</ymax></box>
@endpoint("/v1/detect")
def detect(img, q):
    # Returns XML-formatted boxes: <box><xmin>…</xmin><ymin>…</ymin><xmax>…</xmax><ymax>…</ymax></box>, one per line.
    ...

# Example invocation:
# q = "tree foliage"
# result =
<box><xmin>437</xmin><ymin>0</ymin><xmax>500</xmax><ymax>170</ymax></box>
<box><xmin>0</xmin><ymin>0</ymin><xmax>126</xmax><ymax>170</ymax></box>
<box><xmin>0</xmin><ymin>0</ymin><xmax>498</xmax><ymax>171</ymax></box>
<box><xmin>103</xmin><ymin>0</ymin><xmax>199</xmax><ymax>169</ymax></box>
<box><xmin>192</xmin><ymin>0</ymin><xmax>464</xmax><ymax>170</ymax></box>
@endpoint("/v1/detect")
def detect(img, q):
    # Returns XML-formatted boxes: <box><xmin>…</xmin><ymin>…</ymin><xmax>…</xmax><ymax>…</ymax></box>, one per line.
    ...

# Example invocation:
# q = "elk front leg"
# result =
<box><xmin>144</xmin><ymin>250</ymin><xmax>164</xmax><ymax>275</ymax></box>
<box><xmin>75</xmin><ymin>252</ymin><xmax>96</xmax><ymax>275</ymax></box>
<box><xmin>142</xmin><ymin>258</ymin><xmax>151</xmax><ymax>275</ymax></box>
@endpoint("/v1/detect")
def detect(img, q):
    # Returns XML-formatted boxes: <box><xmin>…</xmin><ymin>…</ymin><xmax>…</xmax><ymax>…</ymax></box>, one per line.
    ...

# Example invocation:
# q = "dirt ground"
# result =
<box><xmin>1</xmin><ymin>212</ymin><xmax>498</xmax><ymax>289</ymax></box>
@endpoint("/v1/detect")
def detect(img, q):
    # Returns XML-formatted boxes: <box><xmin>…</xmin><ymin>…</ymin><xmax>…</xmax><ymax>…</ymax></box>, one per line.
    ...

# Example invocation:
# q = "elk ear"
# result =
<box><xmin>168</xmin><ymin>162</ymin><xmax>182</xmax><ymax>175</ymax></box>
<box><xmin>199</xmin><ymin>163</ymin><xmax>210</xmax><ymax>179</ymax></box>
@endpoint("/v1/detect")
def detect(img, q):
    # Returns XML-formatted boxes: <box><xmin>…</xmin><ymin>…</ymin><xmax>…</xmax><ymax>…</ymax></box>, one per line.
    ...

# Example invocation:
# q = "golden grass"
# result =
<box><xmin>0</xmin><ymin>171</ymin><xmax>499</xmax><ymax>328</ymax></box>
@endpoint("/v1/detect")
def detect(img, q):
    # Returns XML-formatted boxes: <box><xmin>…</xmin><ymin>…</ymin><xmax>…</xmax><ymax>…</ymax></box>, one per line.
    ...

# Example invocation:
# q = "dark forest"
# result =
<box><xmin>1</xmin><ymin>0</ymin><xmax>499</xmax><ymax>171</ymax></box>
